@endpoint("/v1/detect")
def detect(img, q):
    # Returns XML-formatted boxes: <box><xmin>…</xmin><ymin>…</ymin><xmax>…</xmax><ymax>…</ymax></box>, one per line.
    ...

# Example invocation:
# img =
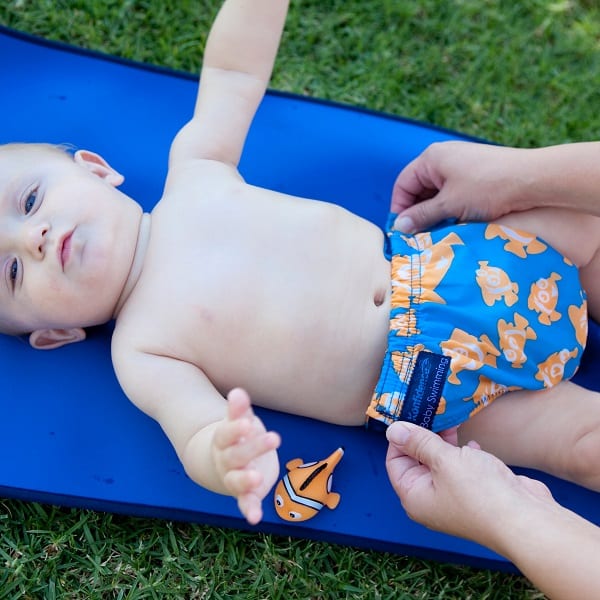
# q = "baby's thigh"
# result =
<box><xmin>494</xmin><ymin>207</ymin><xmax>600</xmax><ymax>320</ymax></box>
<box><xmin>458</xmin><ymin>381</ymin><xmax>600</xmax><ymax>490</ymax></box>
<box><xmin>578</xmin><ymin>253</ymin><xmax>600</xmax><ymax>321</ymax></box>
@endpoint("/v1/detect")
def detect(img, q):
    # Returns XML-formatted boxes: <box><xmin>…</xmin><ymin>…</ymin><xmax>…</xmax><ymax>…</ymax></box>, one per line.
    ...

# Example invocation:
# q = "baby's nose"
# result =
<box><xmin>26</xmin><ymin>222</ymin><xmax>50</xmax><ymax>258</ymax></box>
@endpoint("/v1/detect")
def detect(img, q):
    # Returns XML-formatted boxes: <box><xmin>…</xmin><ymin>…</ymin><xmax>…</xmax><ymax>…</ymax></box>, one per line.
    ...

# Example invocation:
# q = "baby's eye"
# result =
<box><xmin>24</xmin><ymin>189</ymin><xmax>38</xmax><ymax>214</ymax></box>
<box><xmin>9</xmin><ymin>259</ymin><xmax>18</xmax><ymax>284</ymax></box>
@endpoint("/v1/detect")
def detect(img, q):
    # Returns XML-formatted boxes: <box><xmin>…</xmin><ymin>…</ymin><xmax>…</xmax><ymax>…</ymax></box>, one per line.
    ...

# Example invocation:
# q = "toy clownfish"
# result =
<box><xmin>274</xmin><ymin>447</ymin><xmax>344</xmax><ymax>522</ymax></box>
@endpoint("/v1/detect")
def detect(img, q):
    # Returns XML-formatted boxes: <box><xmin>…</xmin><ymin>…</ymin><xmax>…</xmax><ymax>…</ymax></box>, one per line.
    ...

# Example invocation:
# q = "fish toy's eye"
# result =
<box><xmin>275</xmin><ymin>494</ymin><xmax>284</xmax><ymax>507</ymax></box>
<box><xmin>289</xmin><ymin>511</ymin><xmax>302</xmax><ymax>520</ymax></box>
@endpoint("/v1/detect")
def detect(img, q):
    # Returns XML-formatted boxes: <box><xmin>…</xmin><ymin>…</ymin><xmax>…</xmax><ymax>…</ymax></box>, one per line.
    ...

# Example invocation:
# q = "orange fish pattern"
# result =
<box><xmin>367</xmin><ymin>218</ymin><xmax>587</xmax><ymax>432</ymax></box>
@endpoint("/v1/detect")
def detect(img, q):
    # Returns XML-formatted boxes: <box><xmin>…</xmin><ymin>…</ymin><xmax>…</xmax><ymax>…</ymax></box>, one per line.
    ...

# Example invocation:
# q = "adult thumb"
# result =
<box><xmin>394</xmin><ymin>195</ymin><xmax>453</xmax><ymax>234</ymax></box>
<box><xmin>387</xmin><ymin>422</ymin><xmax>451</xmax><ymax>468</ymax></box>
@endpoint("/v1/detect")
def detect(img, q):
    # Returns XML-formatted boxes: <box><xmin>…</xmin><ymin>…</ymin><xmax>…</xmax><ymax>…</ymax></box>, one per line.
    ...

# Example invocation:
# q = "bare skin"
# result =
<box><xmin>4</xmin><ymin>0</ymin><xmax>600</xmax><ymax>524</ymax></box>
<box><xmin>112</xmin><ymin>163</ymin><xmax>392</xmax><ymax>523</ymax></box>
<box><xmin>391</xmin><ymin>141</ymin><xmax>600</xmax><ymax>234</ymax></box>
<box><xmin>386</xmin><ymin>422</ymin><xmax>600</xmax><ymax>600</ymax></box>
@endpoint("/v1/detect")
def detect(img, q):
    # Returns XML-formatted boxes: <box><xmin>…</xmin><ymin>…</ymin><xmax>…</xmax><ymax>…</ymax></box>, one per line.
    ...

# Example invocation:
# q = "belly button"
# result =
<box><xmin>373</xmin><ymin>288</ymin><xmax>386</xmax><ymax>307</ymax></box>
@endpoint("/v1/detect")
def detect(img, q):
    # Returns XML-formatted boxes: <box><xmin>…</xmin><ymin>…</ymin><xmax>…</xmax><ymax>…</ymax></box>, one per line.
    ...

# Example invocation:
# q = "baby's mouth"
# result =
<box><xmin>59</xmin><ymin>231</ymin><xmax>73</xmax><ymax>269</ymax></box>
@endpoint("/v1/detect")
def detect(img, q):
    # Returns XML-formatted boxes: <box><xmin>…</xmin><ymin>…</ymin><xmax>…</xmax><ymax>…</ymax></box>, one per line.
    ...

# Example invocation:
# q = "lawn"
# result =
<box><xmin>1</xmin><ymin>0</ymin><xmax>599</xmax><ymax>597</ymax></box>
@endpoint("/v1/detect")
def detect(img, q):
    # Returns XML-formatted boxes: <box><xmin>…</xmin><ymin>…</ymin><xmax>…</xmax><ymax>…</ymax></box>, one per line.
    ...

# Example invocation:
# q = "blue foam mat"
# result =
<box><xmin>1</xmin><ymin>26</ymin><xmax>599</xmax><ymax>572</ymax></box>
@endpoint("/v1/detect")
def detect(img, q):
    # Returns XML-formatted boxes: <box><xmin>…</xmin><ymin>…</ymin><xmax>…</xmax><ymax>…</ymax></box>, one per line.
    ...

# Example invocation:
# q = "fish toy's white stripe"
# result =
<box><xmin>282</xmin><ymin>474</ymin><xmax>324</xmax><ymax>511</ymax></box>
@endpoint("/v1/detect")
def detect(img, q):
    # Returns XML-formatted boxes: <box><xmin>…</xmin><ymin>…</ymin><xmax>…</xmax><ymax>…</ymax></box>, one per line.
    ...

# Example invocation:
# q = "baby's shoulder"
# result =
<box><xmin>110</xmin><ymin>314</ymin><xmax>148</xmax><ymax>359</ymax></box>
<box><xmin>110</xmin><ymin>316</ymin><xmax>189</xmax><ymax>410</ymax></box>
<box><xmin>111</xmin><ymin>313</ymin><xmax>182</xmax><ymax>375</ymax></box>
<box><xmin>111</xmin><ymin>303</ymin><xmax>167</xmax><ymax>358</ymax></box>
<box><xmin>164</xmin><ymin>157</ymin><xmax>243</xmax><ymax>191</ymax></box>
<box><xmin>153</xmin><ymin>159</ymin><xmax>246</xmax><ymax>217</ymax></box>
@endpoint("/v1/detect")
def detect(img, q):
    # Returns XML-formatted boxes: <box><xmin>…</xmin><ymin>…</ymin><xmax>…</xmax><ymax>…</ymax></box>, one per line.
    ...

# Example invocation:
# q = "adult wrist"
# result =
<box><xmin>517</xmin><ymin>143</ymin><xmax>600</xmax><ymax>214</ymax></box>
<box><xmin>505</xmin><ymin>147</ymin><xmax>555</xmax><ymax>212</ymax></box>
<box><xmin>491</xmin><ymin>493</ymin><xmax>564</xmax><ymax>562</ymax></box>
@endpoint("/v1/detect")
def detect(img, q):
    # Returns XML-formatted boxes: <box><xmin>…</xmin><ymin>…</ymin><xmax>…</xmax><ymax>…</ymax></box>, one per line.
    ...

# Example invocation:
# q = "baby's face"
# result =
<box><xmin>0</xmin><ymin>144</ymin><xmax>142</xmax><ymax>336</ymax></box>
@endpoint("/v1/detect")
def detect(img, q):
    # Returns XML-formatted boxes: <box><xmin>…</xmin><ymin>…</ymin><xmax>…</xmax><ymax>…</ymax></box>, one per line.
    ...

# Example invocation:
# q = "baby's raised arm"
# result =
<box><xmin>169</xmin><ymin>0</ymin><xmax>290</xmax><ymax>168</ymax></box>
<box><xmin>111</xmin><ymin>1</ymin><xmax>290</xmax><ymax>523</ymax></box>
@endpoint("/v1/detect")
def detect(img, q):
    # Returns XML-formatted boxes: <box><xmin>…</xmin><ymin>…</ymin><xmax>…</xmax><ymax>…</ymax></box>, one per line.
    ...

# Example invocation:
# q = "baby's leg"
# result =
<box><xmin>494</xmin><ymin>207</ymin><xmax>600</xmax><ymax>320</ymax></box>
<box><xmin>458</xmin><ymin>208</ymin><xmax>600</xmax><ymax>488</ymax></box>
<box><xmin>458</xmin><ymin>381</ymin><xmax>600</xmax><ymax>491</ymax></box>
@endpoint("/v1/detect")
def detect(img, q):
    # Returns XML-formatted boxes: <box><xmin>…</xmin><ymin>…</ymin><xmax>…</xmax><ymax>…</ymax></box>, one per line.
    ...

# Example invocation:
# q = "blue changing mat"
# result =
<box><xmin>1</xmin><ymin>26</ymin><xmax>599</xmax><ymax>573</ymax></box>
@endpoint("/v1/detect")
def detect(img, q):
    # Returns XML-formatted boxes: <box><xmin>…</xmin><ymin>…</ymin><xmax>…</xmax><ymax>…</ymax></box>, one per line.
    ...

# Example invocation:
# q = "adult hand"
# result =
<box><xmin>385</xmin><ymin>421</ymin><xmax>551</xmax><ymax>551</ymax></box>
<box><xmin>391</xmin><ymin>142</ymin><xmax>533</xmax><ymax>233</ymax></box>
<box><xmin>392</xmin><ymin>140</ymin><xmax>600</xmax><ymax>233</ymax></box>
<box><xmin>386</xmin><ymin>421</ymin><xmax>600</xmax><ymax>599</ymax></box>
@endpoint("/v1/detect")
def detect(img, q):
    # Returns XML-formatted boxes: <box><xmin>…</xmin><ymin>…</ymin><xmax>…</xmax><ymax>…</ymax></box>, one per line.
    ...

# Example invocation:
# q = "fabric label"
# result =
<box><xmin>399</xmin><ymin>351</ymin><xmax>450</xmax><ymax>430</ymax></box>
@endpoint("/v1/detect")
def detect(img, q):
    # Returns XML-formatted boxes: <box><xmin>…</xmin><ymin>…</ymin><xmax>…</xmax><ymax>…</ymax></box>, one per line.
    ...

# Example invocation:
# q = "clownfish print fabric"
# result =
<box><xmin>367</xmin><ymin>219</ymin><xmax>586</xmax><ymax>432</ymax></box>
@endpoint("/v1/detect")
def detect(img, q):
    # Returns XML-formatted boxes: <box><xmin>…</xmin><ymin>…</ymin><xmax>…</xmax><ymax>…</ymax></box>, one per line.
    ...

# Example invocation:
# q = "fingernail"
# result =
<box><xmin>394</xmin><ymin>215</ymin><xmax>415</xmax><ymax>233</ymax></box>
<box><xmin>386</xmin><ymin>422</ymin><xmax>411</xmax><ymax>444</ymax></box>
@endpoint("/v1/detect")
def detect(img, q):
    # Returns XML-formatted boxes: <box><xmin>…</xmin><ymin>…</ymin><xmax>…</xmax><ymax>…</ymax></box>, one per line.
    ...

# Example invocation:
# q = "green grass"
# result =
<box><xmin>1</xmin><ymin>503</ymin><xmax>538</xmax><ymax>600</ymax></box>
<box><xmin>1</xmin><ymin>0</ymin><xmax>599</xmax><ymax>597</ymax></box>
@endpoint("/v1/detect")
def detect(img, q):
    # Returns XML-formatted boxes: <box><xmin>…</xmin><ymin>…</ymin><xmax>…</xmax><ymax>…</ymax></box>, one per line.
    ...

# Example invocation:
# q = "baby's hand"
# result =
<box><xmin>212</xmin><ymin>388</ymin><xmax>281</xmax><ymax>525</ymax></box>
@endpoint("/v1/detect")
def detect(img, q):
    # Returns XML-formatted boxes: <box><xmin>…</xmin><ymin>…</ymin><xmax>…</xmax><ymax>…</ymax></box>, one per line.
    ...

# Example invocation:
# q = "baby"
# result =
<box><xmin>3</xmin><ymin>0</ymin><xmax>600</xmax><ymax>524</ymax></box>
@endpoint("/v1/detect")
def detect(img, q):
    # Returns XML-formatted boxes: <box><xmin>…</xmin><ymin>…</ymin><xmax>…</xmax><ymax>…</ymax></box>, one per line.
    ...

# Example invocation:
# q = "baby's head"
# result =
<box><xmin>0</xmin><ymin>142</ymin><xmax>143</xmax><ymax>348</ymax></box>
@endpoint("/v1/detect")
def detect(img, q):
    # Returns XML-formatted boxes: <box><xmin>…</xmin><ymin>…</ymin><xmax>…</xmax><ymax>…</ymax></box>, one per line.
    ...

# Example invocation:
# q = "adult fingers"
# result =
<box><xmin>389</xmin><ymin>421</ymin><xmax>457</xmax><ymax>471</ymax></box>
<box><xmin>439</xmin><ymin>426</ymin><xmax>459</xmax><ymax>446</ymax></box>
<box><xmin>390</xmin><ymin>156</ymin><xmax>435</xmax><ymax>214</ymax></box>
<box><xmin>393</xmin><ymin>195</ymin><xmax>456</xmax><ymax>234</ymax></box>
<box><xmin>385</xmin><ymin>424</ymin><xmax>420</xmax><ymax>482</ymax></box>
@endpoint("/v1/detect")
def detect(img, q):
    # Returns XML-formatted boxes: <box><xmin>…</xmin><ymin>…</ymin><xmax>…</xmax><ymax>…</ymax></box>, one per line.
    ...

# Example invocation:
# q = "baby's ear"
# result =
<box><xmin>29</xmin><ymin>328</ymin><xmax>86</xmax><ymax>350</ymax></box>
<box><xmin>74</xmin><ymin>150</ymin><xmax>124</xmax><ymax>187</ymax></box>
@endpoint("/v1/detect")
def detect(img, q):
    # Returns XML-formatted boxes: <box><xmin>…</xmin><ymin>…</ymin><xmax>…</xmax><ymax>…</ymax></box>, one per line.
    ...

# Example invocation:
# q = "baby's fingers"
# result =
<box><xmin>225</xmin><ymin>470</ymin><xmax>266</xmax><ymax>525</ymax></box>
<box><xmin>212</xmin><ymin>416</ymin><xmax>253</xmax><ymax>451</ymax></box>
<box><xmin>238</xmin><ymin>491</ymin><xmax>263</xmax><ymax>526</ymax></box>
<box><xmin>226</xmin><ymin>387</ymin><xmax>254</xmax><ymax>421</ymax></box>
<box><xmin>224</xmin><ymin>431</ymin><xmax>280</xmax><ymax>469</ymax></box>
<box><xmin>224</xmin><ymin>467</ymin><xmax>263</xmax><ymax>497</ymax></box>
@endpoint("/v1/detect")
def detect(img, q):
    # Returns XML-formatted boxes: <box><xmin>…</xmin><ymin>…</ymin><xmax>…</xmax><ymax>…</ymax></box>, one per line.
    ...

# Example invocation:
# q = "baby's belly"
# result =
<box><xmin>186</xmin><ymin>267</ymin><xmax>391</xmax><ymax>424</ymax></box>
<box><xmin>220</xmin><ymin>310</ymin><xmax>389</xmax><ymax>424</ymax></box>
<box><xmin>166</xmin><ymin>205</ymin><xmax>392</xmax><ymax>424</ymax></box>
<box><xmin>249</xmin><ymin>298</ymin><xmax>390</xmax><ymax>424</ymax></box>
